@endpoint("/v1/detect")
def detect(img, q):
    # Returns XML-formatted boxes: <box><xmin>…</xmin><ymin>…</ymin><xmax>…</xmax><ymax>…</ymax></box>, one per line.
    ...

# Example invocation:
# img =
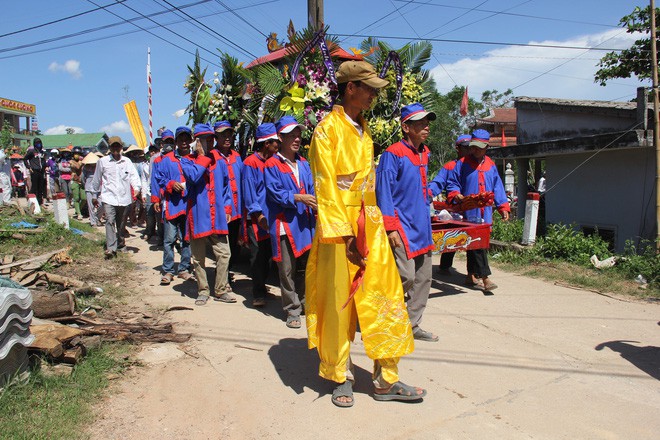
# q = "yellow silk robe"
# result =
<box><xmin>306</xmin><ymin>105</ymin><xmax>414</xmax><ymax>382</ymax></box>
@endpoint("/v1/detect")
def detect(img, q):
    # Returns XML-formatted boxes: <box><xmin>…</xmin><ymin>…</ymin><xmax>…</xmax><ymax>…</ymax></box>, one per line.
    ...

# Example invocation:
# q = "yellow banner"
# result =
<box><xmin>123</xmin><ymin>100</ymin><xmax>147</xmax><ymax>150</ymax></box>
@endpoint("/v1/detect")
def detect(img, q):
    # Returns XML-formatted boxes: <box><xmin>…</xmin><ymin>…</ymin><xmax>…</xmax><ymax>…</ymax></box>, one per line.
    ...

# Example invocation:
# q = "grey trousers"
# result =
<box><xmin>392</xmin><ymin>245</ymin><xmax>432</xmax><ymax>332</ymax></box>
<box><xmin>190</xmin><ymin>234</ymin><xmax>230</xmax><ymax>297</ymax></box>
<box><xmin>103</xmin><ymin>203</ymin><xmax>129</xmax><ymax>252</ymax></box>
<box><xmin>275</xmin><ymin>236</ymin><xmax>307</xmax><ymax>317</ymax></box>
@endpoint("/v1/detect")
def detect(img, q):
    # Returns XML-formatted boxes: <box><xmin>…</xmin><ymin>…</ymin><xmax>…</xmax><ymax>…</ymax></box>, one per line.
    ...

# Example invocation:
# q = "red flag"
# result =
<box><xmin>459</xmin><ymin>87</ymin><xmax>469</xmax><ymax>116</ymax></box>
<box><xmin>341</xmin><ymin>201</ymin><xmax>369</xmax><ymax>310</ymax></box>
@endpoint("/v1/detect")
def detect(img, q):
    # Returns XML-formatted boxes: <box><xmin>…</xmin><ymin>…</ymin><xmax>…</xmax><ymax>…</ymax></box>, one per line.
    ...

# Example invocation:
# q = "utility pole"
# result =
<box><xmin>308</xmin><ymin>0</ymin><xmax>324</xmax><ymax>30</ymax></box>
<box><xmin>651</xmin><ymin>0</ymin><xmax>660</xmax><ymax>251</ymax></box>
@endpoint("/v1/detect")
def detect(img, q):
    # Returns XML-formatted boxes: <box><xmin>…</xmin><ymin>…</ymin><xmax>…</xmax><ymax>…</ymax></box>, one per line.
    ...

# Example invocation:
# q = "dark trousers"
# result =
<box><xmin>30</xmin><ymin>171</ymin><xmax>46</xmax><ymax>206</ymax></box>
<box><xmin>467</xmin><ymin>248</ymin><xmax>491</xmax><ymax>278</ymax></box>
<box><xmin>247</xmin><ymin>223</ymin><xmax>272</xmax><ymax>299</ymax></box>
<box><xmin>227</xmin><ymin>219</ymin><xmax>241</xmax><ymax>276</ymax></box>
<box><xmin>440</xmin><ymin>251</ymin><xmax>455</xmax><ymax>270</ymax></box>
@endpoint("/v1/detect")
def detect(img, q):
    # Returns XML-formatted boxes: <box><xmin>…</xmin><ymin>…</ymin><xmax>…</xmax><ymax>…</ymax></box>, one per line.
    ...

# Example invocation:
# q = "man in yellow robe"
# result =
<box><xmin>306</xmin><ymin>60</ymin><xmax>426</xmax><ymax>407</ymax></box>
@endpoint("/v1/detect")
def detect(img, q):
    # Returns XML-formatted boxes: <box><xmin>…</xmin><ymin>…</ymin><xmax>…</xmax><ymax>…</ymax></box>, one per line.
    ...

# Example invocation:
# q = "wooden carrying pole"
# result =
<box><xmin>651</xmin><ymin>0</ymin><xmax>660</xmax><ymax>252</ymax></box>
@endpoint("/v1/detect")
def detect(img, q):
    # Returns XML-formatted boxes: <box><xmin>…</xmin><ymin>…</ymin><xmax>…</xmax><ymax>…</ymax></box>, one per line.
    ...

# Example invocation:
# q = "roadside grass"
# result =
<box><xmin>489</xmin><ymin>254</ymin><xmax>658</xmax><ymax>299</ymax></box>
<box><xmin>0</xmin><ymin>343</ymin><xmax>133</xmax><ymax>440</ymax></box>
<box><xmin>0</xmin><ymin>206</ymin><xmax>149</xmax><ymax>439</ymax></box>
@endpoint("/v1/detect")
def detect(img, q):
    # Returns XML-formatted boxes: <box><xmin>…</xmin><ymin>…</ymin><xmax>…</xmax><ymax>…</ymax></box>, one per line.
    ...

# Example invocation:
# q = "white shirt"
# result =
<box><xmin>277</xmin><ymin>153</ymin><xmax>300</xmax><ymax>236</ymax></box>
<box><xmin>91</xmin><ymin>154</ymin><xmax>141</xmax><ymax>206</ymax></box>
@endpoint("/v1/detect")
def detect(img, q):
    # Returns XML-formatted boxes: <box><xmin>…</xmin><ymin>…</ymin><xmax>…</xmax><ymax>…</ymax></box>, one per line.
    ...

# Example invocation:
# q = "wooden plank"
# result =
<box><xmin>0</xmin><ymin>255</ymin><xmax>13</xmax><ymax>275</ymax></box>
<box><xmin>0</xmin><ymin>248</ymin><xmax>68</xmax><ymax>271</ymax></box>
<box><xmin>62</xmin><ymin>346</ymin><xmax>84</xmax><ymax>364</ymax></box>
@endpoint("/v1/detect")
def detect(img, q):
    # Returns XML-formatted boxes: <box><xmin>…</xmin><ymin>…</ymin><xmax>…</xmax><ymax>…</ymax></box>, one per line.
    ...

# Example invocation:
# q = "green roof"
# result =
<box><xmin>40</xmin><ymin>133</ymin><xmax>109</xmax><ymax>150</ymax></box>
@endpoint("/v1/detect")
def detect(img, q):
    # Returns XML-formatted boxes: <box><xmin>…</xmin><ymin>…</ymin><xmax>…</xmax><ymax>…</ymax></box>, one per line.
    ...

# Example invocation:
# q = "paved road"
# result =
<box><xmin>90</xmin><ymin>231</ymin><xmax>660</xmax><ymax>440</ymax></box>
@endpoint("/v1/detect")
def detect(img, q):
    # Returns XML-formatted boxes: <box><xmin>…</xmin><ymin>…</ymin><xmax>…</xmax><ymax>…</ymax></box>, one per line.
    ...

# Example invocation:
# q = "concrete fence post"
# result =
<box><xmin>53</xmin><ymin>192</ymin><xmax>69</xmax><ymax>229</ymax></box>
<box><xmin>522</xmin><ymin>192</ymin><xmax>540</xmax><ymax>245</ymax></box>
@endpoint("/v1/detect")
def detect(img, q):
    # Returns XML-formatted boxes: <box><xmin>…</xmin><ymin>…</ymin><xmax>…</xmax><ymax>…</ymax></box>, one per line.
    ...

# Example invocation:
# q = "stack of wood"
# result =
<box><xmin>1</xmin><ymin>248</ymin><xmax>191</xmax><ymax>376</ymax></box>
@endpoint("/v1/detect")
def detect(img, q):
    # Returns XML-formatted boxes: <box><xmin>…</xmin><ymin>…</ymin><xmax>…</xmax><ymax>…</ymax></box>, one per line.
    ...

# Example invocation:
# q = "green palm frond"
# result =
<box><xmin>398</xmin><ymin>41</ymin><xmax>432</xmax><ymax>74</ymax></box>
<box><xmin>253</xmin><ymin>63</ymin><xmax>286</xmax><ymax>95</ymax></box>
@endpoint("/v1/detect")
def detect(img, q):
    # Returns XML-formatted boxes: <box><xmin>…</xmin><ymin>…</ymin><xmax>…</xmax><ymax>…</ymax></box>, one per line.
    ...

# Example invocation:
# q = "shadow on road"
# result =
<box><xmin>595</xmin><ymin>340</ymin><xmax>660</xmax><ymax>381</ymax></box>
<box><xmin>268</xmin><ymin>337</ymin><xmax>372</xmax><ymax>398</ymax></box>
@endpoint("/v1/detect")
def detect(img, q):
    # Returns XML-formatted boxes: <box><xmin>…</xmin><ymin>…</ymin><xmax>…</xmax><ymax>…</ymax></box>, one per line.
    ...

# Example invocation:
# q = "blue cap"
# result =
<box><xmin>401</xmin><ymin>103</ymin><xmax>436</xmax><ymax>123</ymax></box>
<box><xmin>175</xmin><ymin>126</ymin><xmax>192</xmax><ymax>139</ymax></box>
<box><xmin>213</xmin><ymin>120</ymin><xmax>234</xmax><ymax>133</ymax></box>
<box><xmin>161</xmin><ymin>129</ymin><xmax>175</xmax><ymax>142</ymax></box>
<box><xmin>193</xmin><ymin>123</ymin><xmax>215</xmax><ymax>138</ymax></box>
<box><xmin>255</xmin><ymin>123</ymin><xmax>278</xmax><ymax>143</ymax></box>
<box><xmin>469</xmin><ymin>129</ymin><xmax>490</xmax><ymax>148</ymax></box>
<box><xmin>276</xmin><ymin>116</ymin><xmax>305</xmax><ymax>134</ymax></box>
<box><xmin>455</xmin><ymin>134</ymin><xmax>471</xmax><ymax>146</ymax></box>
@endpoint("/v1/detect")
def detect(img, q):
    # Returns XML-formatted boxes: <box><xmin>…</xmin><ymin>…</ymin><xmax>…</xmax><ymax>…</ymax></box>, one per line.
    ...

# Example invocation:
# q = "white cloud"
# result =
<box><xmin>430</xmin><ymin>29</ymin><xmax>645</xmax><ymax>102</ymax></box>
<box><xmin>99</xmin><ymin>120</ymin><xmax>131</xmax><ymax>134</ymax></box>
<box><xmin>48</xmin><ymin>60</ymin><xmax>82</xmax><ymax>79</ymax></box>
<box><xmin>44</xmin><ymin>125</ymin><xmax>85</xmax><ymax>135</ymax></box>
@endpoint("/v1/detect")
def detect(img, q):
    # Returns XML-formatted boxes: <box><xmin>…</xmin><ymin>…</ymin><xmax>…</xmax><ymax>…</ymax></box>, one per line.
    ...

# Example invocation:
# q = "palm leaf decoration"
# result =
<box><xmin>398</xmin><ymin>41</ymin><xmax>432</xmax><ymax>74</ymax></box>
<box><xmin>183</xmin><ymin>50</ymin><xmax>210</xmax><ymax>124</ymax></box>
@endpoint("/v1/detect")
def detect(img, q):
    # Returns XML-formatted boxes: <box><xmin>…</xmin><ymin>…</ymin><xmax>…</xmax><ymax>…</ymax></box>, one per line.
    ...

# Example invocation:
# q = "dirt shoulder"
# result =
<box><xmin>89</xmin><ymin>232</ymin><xmax>660</xmax><ymax>440</ymax></box>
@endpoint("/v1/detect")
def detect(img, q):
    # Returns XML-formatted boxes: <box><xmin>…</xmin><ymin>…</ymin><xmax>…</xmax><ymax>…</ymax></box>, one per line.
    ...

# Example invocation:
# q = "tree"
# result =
<box><xmin>0</xmin><ymin>121</ymin><xmax>14</xmax><ymax>151</ymax></box>
<box><xmin>594</xmin><ymin>5</ymin><xmax>660</xmax><ymax>86</ymax></box>
<box><xmin>65</xmin><ymin>127</ymin><xmax>75</xmax><ymax>135</ymax></box>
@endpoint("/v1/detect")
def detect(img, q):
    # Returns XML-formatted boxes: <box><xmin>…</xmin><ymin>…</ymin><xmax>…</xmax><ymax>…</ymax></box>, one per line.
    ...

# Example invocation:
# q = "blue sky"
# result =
<box><xmin>2</xmin><ymin>0</ymin><xmax>646</xmax><ymax>144</ymax></box>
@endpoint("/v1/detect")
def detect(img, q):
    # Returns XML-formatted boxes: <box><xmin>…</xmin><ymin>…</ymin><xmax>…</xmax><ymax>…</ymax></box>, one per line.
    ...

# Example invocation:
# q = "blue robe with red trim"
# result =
<box><xmin>219</xmin><ymin>149</ymin><xmax>243</xmax><ymax>221</ymax></box>
<box><xmin>154</xmin><ymin>151</ymin><xmax>187</xmax><ymax>221</ymax></box>
<box><xmin>264</xmin><ymin>153</ymin><xmax>316</xmax><ymax>262</ymax></box>
<box><xmin>149</xmin><ymin>154</ymin><xmax>164</xmax><ymax>205</ymax></box>
<box><xmin>376</xmin><ymin>140</ymin><xmax>434</xmax><ymax>259</ymax></box>
<box><xmin>428</xmin><ymin>158</ymin><xmax>459</xmax><ymax>197</ymax></box>
<box><xmin>241</xmin><ymin>152</ymin><xmax>270</xmax><ymax>242</ymax></box>
<box><xmin>446</xmin><ymin>155</ymin><xmax>510</xmax><ymax>224</ymax></box>
<box><xmin>180</xmin><ymin>150</ymin><xmax>232</xmax><ymax>240</ymax></box>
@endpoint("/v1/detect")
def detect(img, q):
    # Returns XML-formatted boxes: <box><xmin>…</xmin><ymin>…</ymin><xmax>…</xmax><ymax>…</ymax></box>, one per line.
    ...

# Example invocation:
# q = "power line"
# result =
<box><xmin>337</xmin><ymin>0</ymin><xmax>417</xmax><ymax>44</ymax></box>
<box><xmin>388</xmin><ymin>0</ymin><xmax>457</xmax><ymax>85</ymax></box>
<box><xmin>422</xmin><ymin>0</ymin><xmax>489</xmax><ymax>38</ymax></box>
<box><xmin>214</xmin><ymin>0</ymin><xmax>267</xmax><ymax>38</ymax></box>
<box><xmin>154</xmin><ymin>0</ymin><xmax>258</xmax><ymax>58</ymax></box>
<box><xmin>0</xmin><ymin>0</ymin><xmax>277</xmax><ymax>62</ymax></box>
<box><xmin>395</xmin><ymin>0</ymin><xmax>619</xmax><ymax>30</ymax></box>
<box><xmin>329</xmin><ymin>33</ymin><xmax>637</xmax><ymax>52</ymax></box>
<box><xmin>0</xmin><ymin>0</ymin><xmax>127</xmax><ymax>39</ymax></box>
<box><xmin>0</xmin><ymin>0</ymin><xmax>215</xmax><ymax>55</ymax></box>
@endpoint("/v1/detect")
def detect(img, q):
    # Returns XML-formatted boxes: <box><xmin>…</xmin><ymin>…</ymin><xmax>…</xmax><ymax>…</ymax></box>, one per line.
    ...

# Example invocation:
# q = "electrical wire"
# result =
<box><xmin>214</xmin><ymin>0</ymin><xmax>267</xmax><ymax>37</ymax></box>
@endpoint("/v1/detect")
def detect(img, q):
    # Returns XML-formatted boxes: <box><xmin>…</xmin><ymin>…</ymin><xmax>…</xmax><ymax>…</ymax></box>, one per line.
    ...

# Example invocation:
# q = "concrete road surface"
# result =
<box><xmin>90</xmin><ymin>231</ymin><xmax>660</xmax><ymax>440</ymax></box>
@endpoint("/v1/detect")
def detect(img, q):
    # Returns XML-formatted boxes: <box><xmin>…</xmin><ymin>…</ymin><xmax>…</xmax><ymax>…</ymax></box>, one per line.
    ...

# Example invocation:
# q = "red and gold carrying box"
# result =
<box><xmin>431</xmin><ymin>218</ymin><xmax>491</xmax><ymax>253</ymax></box>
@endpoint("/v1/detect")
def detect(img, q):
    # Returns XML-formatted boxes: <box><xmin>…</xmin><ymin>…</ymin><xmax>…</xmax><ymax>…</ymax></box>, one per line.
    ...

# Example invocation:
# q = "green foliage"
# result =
<box><xmin>614</xmin><ymin>240</ymin><xmax>660</xmax><ymax>287</ymax></box>
<box><xmin>491</xmin><ymin>217</ymin><xmax>524</xmax><ymax>243</ymax></box>
<box><xmin>183</xmin><ymin>50</ymin><xmax>210</xmax><ymax>124</ymax></box>
<box><xmin>595</xmin><ymin>5</ymin><xmax>660</xmax><ymax>85</ymax></box>
<box><xmin>1</xmin><ymin>120</ymin><xmax>14</xmax><ymax>150</ymax></box>
<box><xmin>535</xmin><ymin>223</ymin><xmax>611</xmax><ymax>266</ymax></box>
<box><xmin>0</xmin><ymin>344</ymin><xmax>131</xmax><ymax>440</ymax></box>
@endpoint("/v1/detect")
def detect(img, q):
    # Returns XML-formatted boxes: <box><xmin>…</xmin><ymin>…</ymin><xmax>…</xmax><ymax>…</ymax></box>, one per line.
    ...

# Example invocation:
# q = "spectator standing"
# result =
<box><xmin>46</xmin><ymin>150</ymin><xmax>60</xmax><ymax>199</ymax></box>
<box><xmin>376</xmin><ymin>103</ymin><xmax>438</xmax><ymax>342</ymax></box>
<box><xmin>265</xmin><ymin>116</ymin><xmax>316</xmax><ymax>329</ymax></box>
<box><xmin>180</xmin><ymin>123</ymin><xmax>235</xmax><ymax>306</ymax></box>
<box><xmin>24</xmin><ymin>137</ymin><xmax>47</xmax><ymax>206</ymax></box>
<box><xmin>58</xmin><ymin>152</ymin><xmax>73</xmax><ymax>208</ymax></box>
<box><xmin>81</xmin><ymin>153</ymin><xmax>101</xmax><ymax>226</ymax></box>
<box><xmin>70</xmin><ymin>147</ymin><xmax>85</xmax><ymax>219</ymax></box>
<box><xmin>242</xmin><ymin>123</ymin><xmax>279</xmax><ymax>308</ymax></box>
<box><xmin>446</xmin><ymin>129</ymin><xmax>510</xmax><ymax>292</ymax></box>
<box><xmin>91</xmin><ymin>136</ymin><xmax>141</xmax><ymax>258</ymax></box>
<box><xmin>306</xmin><ymin>60</ymin><xmax>425</xmax><ymax>407</ymax></box>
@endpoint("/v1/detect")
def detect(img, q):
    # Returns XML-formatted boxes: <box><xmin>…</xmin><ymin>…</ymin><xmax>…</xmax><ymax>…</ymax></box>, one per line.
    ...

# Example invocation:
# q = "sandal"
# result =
<box><xmin>252</xmin><ymin>298</ymin><xmax>266</xmax><ymax>308</ymax></box>
<box><xmin>373</xmin><ymin>381</ymin><xmax>426</xmax><ymax>402</ymax></box>
<box><xmin>413</xmin><ymin>328</ymin><xmax>439</xmax><ymax>342</ymax></box>
<box><xmin>213</xmin><ymin>292</ymin><xmax>237</xmax><ymax>303</ymax></box>
<box><xmin>194</xmin><ymin>294</ymin><xmax>209</xmax><ymax>306</ymax></box>
<box><xmin>483</xmin><ymin>279</ymin><xmax>498</xmax><ymax>291</ymax></box>
<box><xmin>286</xmin><ymin>315</ymin><xmax>301</xmax><ymax>329</ymax></box>
<box><xmin>465</xmin><ymin>275</ymin><xmax>479</xmax><ymax>286</ymax></box>
<box><xmin>331</xmin><ymin>381</ymin><xmax>354</xmax><ymax>408</ymax></box>
<box><xmin>160</xmin><ymin>273</ymin><xmax>174</xmax><ymax>285</ymax></box>
<box><xmin>177</xmin><ymin>271</ymin><xmax>195</xmax><ymax>281</ymax></box>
